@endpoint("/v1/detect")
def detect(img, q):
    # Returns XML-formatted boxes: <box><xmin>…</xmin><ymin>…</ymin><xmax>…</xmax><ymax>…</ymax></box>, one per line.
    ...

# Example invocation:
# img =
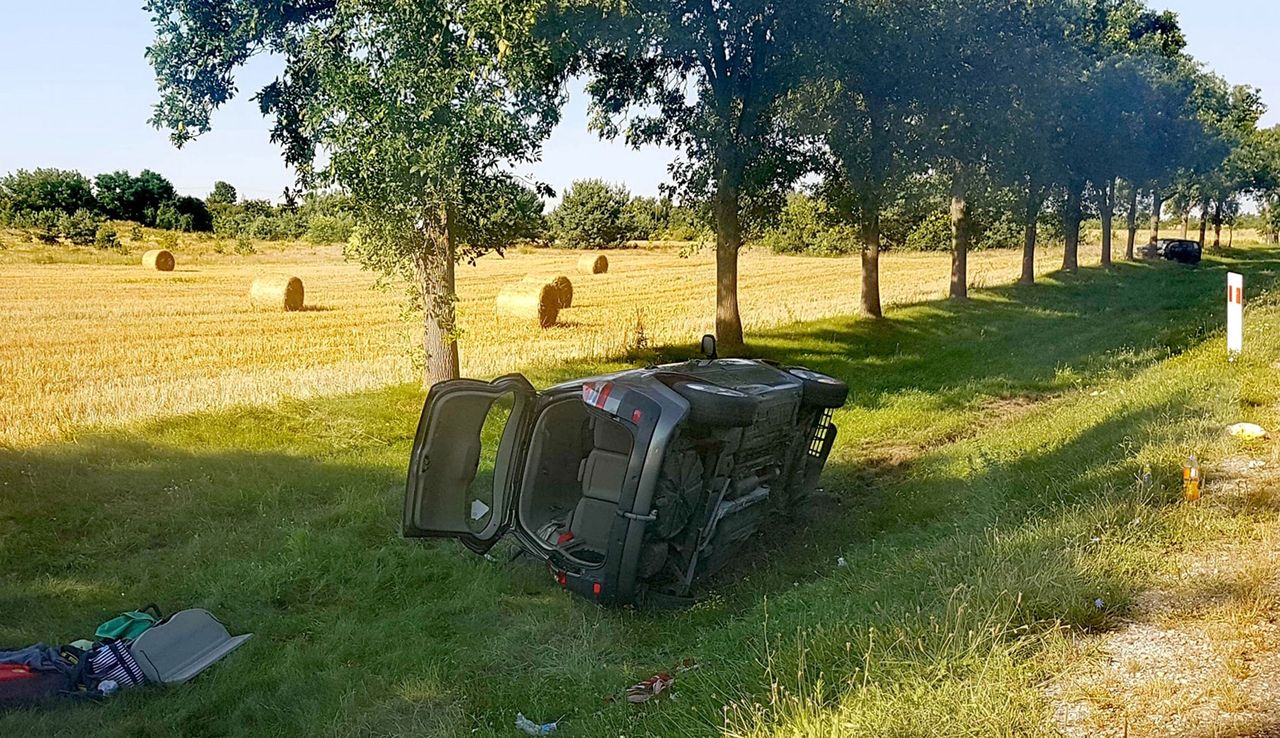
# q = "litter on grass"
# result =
<box><xmin>515</xmin><ymin>713</ymin><xmax>558</xmax><ymax>735</ymax></box>
<box><xmin>1228</xmin><ymin>423</ymin><xmax>1269</xmax><ymax>441</ymax></box>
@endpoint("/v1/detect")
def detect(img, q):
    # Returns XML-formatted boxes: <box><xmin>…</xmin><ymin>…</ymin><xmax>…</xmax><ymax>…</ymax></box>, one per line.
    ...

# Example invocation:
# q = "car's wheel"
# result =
<box><xmin>787</xmin><ymin>368</ymin><xmax>849</xmax><ymax>409</ymax></box>
<box><xmin>671</xmin><ymin>381</ymin><xmax>759</xmax><ymax>427</ymax></box>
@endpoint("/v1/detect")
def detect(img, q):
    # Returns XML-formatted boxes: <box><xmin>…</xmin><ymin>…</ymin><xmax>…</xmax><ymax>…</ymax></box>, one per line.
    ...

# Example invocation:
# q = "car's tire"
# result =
<box><xmin>672</xmin><ymin>381</ymin><xmax>759</xmax><ymax>427</ymax></box>
<box><xmin>787</xmin><ymin>368</ymin><xmax>849</xmax><ymax>409</ymax></box>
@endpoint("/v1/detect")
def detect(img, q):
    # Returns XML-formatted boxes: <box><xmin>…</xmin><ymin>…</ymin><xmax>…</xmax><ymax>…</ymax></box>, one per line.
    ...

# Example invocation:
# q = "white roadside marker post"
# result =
<box><xmin>1227</xmin><ymin>272</ymin><xmax>1244</xmax><ymax>361</ymax></box>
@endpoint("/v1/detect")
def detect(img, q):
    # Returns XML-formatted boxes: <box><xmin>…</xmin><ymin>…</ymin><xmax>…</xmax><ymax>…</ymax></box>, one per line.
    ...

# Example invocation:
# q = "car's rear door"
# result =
<box><xmin>403</xmin><ymin>374</ymin><xmax>536</xmax><ymax>553</ymax></box>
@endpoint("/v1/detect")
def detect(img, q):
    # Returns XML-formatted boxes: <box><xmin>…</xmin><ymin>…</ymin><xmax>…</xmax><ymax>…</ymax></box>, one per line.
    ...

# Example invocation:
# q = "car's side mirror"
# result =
<box><xmin>700</xmin><ymin>334</ymin><xmax>718</xmax><ymax>360</ymax></box>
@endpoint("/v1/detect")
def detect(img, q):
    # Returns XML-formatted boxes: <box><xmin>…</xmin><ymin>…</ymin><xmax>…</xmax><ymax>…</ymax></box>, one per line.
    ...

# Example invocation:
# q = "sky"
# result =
<box><xmin>0</xmin><ymin>1</ymin><xmax>1276</xmax><ymax>204</ymax></box>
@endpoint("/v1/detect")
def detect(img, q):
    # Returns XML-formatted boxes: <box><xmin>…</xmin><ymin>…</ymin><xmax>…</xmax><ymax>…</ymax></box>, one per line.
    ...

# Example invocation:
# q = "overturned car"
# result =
<box><xmin>402</xmin><ymin>338</ymin><xmax>848</xmax><ymax>607</ymax></box>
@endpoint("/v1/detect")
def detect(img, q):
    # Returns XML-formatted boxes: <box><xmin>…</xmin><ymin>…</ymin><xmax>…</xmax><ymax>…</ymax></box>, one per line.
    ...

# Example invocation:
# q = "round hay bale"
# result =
<box><xmin>550</xmin><ymin>275</ymin><xmax>573</xmax><ymax>308</ymax></box>
<box><xmin>518</xmin><ymin>275</ymin><xmax>573</xmax><ymax>308</ymax></box>
<box><xmin>142</xmin><ymin>249</ymin><xmax>175</xmax><ymax>272</ymax></box>
<box><xmin>577</xmin><ymin>253</ymin><xmax>608</xmax><ymax>275</ymax></box>
<box><xmin>249</xmin><ymin>275</ymin><xmax>305</xmax><ymax>312</ymax></box>
<box><xmin>496</xmin><ymin>281</ymin><xmax>559</xmax><ymax>328</ymax></box>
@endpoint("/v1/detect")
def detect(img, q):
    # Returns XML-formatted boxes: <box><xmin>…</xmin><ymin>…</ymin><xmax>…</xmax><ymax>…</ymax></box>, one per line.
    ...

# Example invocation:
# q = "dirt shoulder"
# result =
<box><xmin>1050</xmin><ymin>448</ymin><xmax>1280</xmax><ymax>738</ymax></box>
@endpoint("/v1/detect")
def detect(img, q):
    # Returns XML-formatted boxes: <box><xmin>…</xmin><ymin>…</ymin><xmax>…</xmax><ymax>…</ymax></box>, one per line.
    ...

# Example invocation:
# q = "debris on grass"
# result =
<box><xmin>514</xmin><ymin>713</ymin><xmax>558</xmax><ymax>736</ymax></box>
<box><xmin>626</xmin><ymin>672</ymin><xmax>676</xmax><ymax>704</ymax></box>
<box><xmin>1227</xmin><ymin>422</ymin><xmax>1269</xmax><ymax>441</ymax></box>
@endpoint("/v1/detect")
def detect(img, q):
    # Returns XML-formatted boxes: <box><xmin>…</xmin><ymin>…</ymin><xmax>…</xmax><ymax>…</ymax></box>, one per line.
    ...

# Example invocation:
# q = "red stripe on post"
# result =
<box><xmin>597</xmin><ymin>382</ymin><xmax>613</xmax><ymax>409</ymax></box>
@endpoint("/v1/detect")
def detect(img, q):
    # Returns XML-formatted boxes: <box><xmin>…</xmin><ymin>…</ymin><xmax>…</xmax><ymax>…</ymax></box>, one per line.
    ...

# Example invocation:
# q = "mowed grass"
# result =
<box><xmin>0</xmin><ymin>227</ymin><xmax>1084</xmax><ymax>446</ymax></box>
<box><xmin>2</xmin><ymin>241</ymin><xmax>1279</xmax><ymax>736</ymax></box>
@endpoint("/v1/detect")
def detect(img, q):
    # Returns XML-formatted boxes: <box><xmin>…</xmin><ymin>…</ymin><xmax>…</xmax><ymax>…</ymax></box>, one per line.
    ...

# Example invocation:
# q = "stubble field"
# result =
<box><xmin>0</xmin><ymin>233</ymin><xmax>1086</xmax><ymax>446</ymax></box>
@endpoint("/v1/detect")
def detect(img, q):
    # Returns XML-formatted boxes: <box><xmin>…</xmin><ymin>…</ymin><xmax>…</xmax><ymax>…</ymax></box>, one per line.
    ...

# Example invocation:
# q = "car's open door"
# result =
<box><xmin>403</xmin><ymin>374</ymin><xmax>537</xmax><ymax>553</ymax></box>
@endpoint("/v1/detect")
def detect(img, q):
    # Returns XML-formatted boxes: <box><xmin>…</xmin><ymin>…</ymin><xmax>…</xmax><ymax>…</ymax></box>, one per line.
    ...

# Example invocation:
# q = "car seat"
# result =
<box><xmin>567</xmin><ymin>418</ymin><xmax>631</xmax><ymax>555</ymax></box>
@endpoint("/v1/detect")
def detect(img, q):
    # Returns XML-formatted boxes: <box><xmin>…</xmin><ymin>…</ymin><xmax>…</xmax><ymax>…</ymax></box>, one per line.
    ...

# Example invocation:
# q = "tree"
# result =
<box><xmin>577</xmin><ymin>1</ymin><xmax>820</xmax><ymax>348</ymax></box>
<box><xmin>94</xmin><ymin>169</ymin><xmax>178</xmax><ymax>225</ymax></box>
<box><xmin>801</xmin><ymin>0</ymin><xmax>929</xmax><ymax>317</ymax></box>
<box><xmin>207</xmin><ymin>181</ymin><xmax>237</xmax><ymax>207</ymax></box>
<box><xmin>0</xmin><ymin>168</ymin><xmax>97</xmax><ymax>220</ymax></box>
<box><xmin>148</xmin><ymin>0</ymin><xmax>567</xmax><ymax>384</ymax></box>
<box><xmin>549</xmin><ymin>179</ymin><xmax>630</xmax><ymax>248</ymax></box>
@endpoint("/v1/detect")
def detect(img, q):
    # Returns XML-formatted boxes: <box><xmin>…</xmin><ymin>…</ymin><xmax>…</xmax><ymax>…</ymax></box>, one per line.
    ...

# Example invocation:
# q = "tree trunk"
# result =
<box><xmin>1181</xmin><ymin>210</ymin><xmax>1189</xmax><ymax>237</ymax></box>
<box><xmin>950</xmin><ymin>182</ymin><xmax>970</xmax><ymax>300</ymax></box>
<box><xmin>860</xmin><ymin>211</ymin><xmax>883</xmax><ymax>318</ymax></box>
<box><xmin>1199</xmin><ymin>200</ymin><xmax>1210</xmax><ymax>246</ymax></box>
<box><xmin>418</xmin><ymin>216</ymin><xmax>460</xmax><ymax>387</ymax></box>
<box><xmin>1229</xmin><ymin>223</ymin><xmax>1234</xmax><ymax>247</ymax></box>
<box><xmin>1100</xmin><ymin>179</ymin><xmax>1114</xmax><ymax>268</ymax></box>
<box><xmin>1149</xmin><ymin>190</ymin><xmax>1163</xmax><ymax>244</ymax></box>
<box><xmin>1020</xmin><ymin>184</ymin><xmax>1042</xmax><ymax>285</ymax></box>
<box><xmin>1212</xmin><ymin>200</ymin><xmax>1223</xmax><ymax>249</ymax></box>
<box><xmin>714</xmin><ymin>183</ymin><xmax>745</xmax><ymax>349</ymax></box>
<box><xmin>1062</xmin><ymin>182</ymin><xmax>1082</xmax><ymax>273</ymax></box>
<box><xmin>1125</xmin><ymin>185</ymin><xmax>1138</xmax><ymax>260</ymax></box>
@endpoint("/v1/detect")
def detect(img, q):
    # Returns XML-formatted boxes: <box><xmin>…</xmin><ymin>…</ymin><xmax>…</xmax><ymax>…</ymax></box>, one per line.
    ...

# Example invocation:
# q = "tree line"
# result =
<box><xmin>143</xmin><ymin>0</ymin><xmax>1280</xmax><ymax>384</ymax></box>
<box><xmin>0</xmin><ymin>168</ymin><xmax>362</xmax><ymax>247</ymax></box>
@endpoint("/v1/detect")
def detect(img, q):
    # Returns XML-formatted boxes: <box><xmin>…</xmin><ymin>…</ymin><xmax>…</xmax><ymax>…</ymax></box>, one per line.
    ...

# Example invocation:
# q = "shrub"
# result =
<box><xmin>157</xmin><ymin>230</ymin><xmax>180</xmax><ymax>251</ymax></box>
<box><xmin>904</xmin><ymin>211</ymin><xmax>952</xmax><ymax>251</ymax></box>
<box><xmin>549</xmin><ymin>179</ymin><xmax>631</xmax><ymax>249</ymax></box>
<box><xmin>235</xmin><ymin>234</ymin><xmax>257</xmax><ymax>255</ymax></box>
<box><xmin>19</xmin><ymin>210</ymin><xmax>63</xmax><ymax>243</ymax></box>
<box><xmin>94</xmin><ymin>223</ymin><xmax>120</xmax><ymax>249</ymax></box>
<box><xmin>758</xmin><ymin>193</ymin><xmax>858</xmax><ymax>256</ymax></box>
<box><xmin>59</xmin><ymin>209</ymin><xmax>104</xmax><ymax>246</ymax></box>
<box><xmin>305</xmin><ymin>213</ymin><xmax>356</xmax><ymax>243</ymax></box>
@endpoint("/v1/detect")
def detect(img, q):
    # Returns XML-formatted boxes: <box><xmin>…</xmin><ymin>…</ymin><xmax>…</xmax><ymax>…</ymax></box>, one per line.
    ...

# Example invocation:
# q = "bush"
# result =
<box><xmin>18</xmin><ymin>210</ymin><xmax>63</xmax><ymax>243</ymax></box>
<box><xmin>0</xmin><ymin>169</ymin><xmax>98</xmax><ymax>219</ymax></box>
<box><xmin>904</xmin><ymin>211</ymin><xmax>952</xmax><ymax>251</ymax></box>
<box><xmin>549</xmin><ymin>179</ymin><xmax>631</xmax><ymax>249</ymax></box>
<box><xmin>94</xmin><ymin>223</ymin><xmax>120</xmax><ymax>249</ymax></box>
<box><xmin>157</xmin><ymin>231</ymin><xmax>180</xmax><ymax>251</ymax></box>
<box><xmin>59</xmin><ymin>209</ymin><xmax>104</xmax><ymax>246</ymax></box>
<box><xmin>305</xmin><ymin>213</ymin><xmax>356</xmax><ymax>243</ymax></box>
<box><xmin>758</xmin><ymin>193</ymin><xmax>858</xmax><ymax>256</ymax></box>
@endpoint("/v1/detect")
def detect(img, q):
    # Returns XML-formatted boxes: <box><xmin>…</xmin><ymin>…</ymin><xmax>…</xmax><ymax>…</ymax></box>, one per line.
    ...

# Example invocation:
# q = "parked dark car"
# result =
<box><xmin>402</xmin><ymin>337</ymin><xmax>848</xmax><ymax>607</ymax></box>
<box><xmin>1139</xmin><ymin>238</ymin><xmax>1202</xmax><ymax>265</ymax></box>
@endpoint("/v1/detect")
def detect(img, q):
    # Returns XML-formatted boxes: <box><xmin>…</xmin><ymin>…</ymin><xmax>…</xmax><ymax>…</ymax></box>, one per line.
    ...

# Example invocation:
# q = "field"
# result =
<box><xmin>0</xmin><ymin>230</ymin><xmax>1087</xmax><ymax>447</ymax></box>
<box><xmin>3</xmin><ymin>230</ymin><xmax>1280</xmax><ymax>736</ymax></box>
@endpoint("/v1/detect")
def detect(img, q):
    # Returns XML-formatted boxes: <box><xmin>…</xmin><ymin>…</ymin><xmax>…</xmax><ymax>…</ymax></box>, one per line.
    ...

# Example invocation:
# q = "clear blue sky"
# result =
<box><xmin>0</xmin><ymin>1</ymin><xmax>1274</xmax><ymax>203</ymax></box>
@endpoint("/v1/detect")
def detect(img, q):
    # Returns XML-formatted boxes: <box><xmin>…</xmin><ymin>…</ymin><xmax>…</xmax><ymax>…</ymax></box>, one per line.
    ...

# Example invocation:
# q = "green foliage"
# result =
<box><xmin>55</xmin><ymin>209</ymin><xmax>106</xmax><ymax>246</ymax></box>
<box><xmin>758</xmin><ymin>193</ymin><xmax>857</xmax><ymax>255</ymax></box>
<box><xmin>93</xmin><ymin>169</ymin><xmax>178</xmax><ymax>226</ymax></box>
<box><xmin>207</xmin><ymin>180</ymin><xmax>237</xmax><ymax>207</ymax></box>
<box><xmin>548</xmin><ymin>179</ymin><xmax>631</xmax><ymax>249</ymax></box>
<box><xmin>94</xmin><ymin>223</ymin><xmax>120</xmax><ymax>250</ymax></box>
<box><xmin>157</xmin><ymin>231</ymin><xmax>179</xmax><ymax>251</ymax></box>
<box><xmin>305</xmin><ymin>214</ymin><xmax>356</xmax><ymax>244</ymax></box>
<box><xmin>905</xmin><ymin>211</ymin><xmax>953</xmax><ymax>252</ymax></box>
<box><xmin>0</xmin><ymin>169</ymin><xmax>97</xmax><ymax>220</ymax></box>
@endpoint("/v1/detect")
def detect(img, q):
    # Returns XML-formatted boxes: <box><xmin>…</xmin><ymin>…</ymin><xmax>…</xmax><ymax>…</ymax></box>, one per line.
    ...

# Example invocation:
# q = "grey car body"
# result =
<box><xmin>1139</xmin><ymin>238</ymin><xmax>1203</xmax><ymax>264</ymax></box>
<box><xmin>402</xmin><ymin>346</ymin><xmax>848</xmax><ymax>607</ymax></box>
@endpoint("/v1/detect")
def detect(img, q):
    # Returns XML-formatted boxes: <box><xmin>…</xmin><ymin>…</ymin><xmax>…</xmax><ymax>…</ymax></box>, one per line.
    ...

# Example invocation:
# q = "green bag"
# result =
<box><xmin>94</xmin><ymin>604</ymin><xmax>162</xmax><ymax>641</ymax></box>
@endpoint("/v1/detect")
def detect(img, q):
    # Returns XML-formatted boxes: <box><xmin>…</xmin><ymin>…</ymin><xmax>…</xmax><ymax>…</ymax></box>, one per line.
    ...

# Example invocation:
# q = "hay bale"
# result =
<box><xmin>249</xmin><ymin>275</ymin><xmax>305</xmax><ymax>311</ymax></box>
<box><xmin>142</xmin><ymin>249</ymin><xmax>175</xmax><ymax>272</ymax></box>
<box><xmin>496</xmin><ymin>281</ymin><xmax>559</xmax><ymax>328</ymax></box>
<box><xmin>577</xmin><ymin>253</ymin><xmax>608</xmax><ymax>275</ymax></box>
<box><xmin>519</xmin><ymin>274</ymin><xmax>573</xmax><ymax>308</ymax></box>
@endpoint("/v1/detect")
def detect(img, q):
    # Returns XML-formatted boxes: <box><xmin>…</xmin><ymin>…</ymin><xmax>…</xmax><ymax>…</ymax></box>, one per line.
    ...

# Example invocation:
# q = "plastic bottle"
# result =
<box><xmin>1183</xmin><ymin>455</ymin><xmax>1201</xmax><ymax>502</ymax></box>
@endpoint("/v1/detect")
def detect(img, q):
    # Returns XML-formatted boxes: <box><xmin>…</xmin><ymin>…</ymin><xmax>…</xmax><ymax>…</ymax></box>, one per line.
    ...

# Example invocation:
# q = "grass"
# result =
<box><xmin>2</xmin><ymin>238</ymin><xmax>1279</xmax><ymax>735</ymax></box>
<box><xmin>2</xmin><ymin>224</ymin><xmax>1084</xmax><ymax>447</ymax></box>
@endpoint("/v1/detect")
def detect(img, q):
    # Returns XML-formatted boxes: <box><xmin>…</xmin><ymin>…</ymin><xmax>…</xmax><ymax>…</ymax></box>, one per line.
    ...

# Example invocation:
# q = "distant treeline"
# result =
<box><xmin>0</xmin><ymin>168</ymin><xmax>355</xmax><ymax>247</ymax></box>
